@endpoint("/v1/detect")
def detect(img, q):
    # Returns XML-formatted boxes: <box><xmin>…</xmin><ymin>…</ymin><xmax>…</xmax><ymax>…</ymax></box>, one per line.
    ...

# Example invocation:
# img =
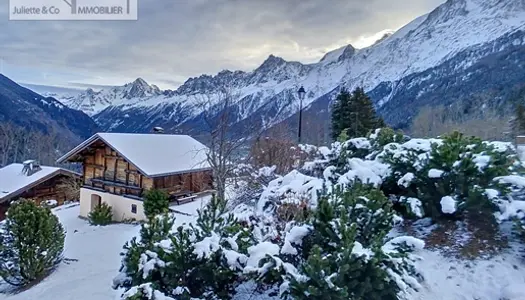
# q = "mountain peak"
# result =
<box><xmin>320</xmin><ymin>44</ymin><xmax>356</xmax><ymax>64</ymax></box>
<box><xmin>131</xmin><ymin>77</ymin><xmax>149</xmax><ymax>87</ymax></box>
<box><xmin>123</xmin><ymin>78</ymin><xmax>160</xmax><ymax>99</ymax></box>
<box><xmin>372</xmin><ymin>33</ymin><xmax>393</xmax><ymax>46</ymax></box>
<box><xmin>262</xmin><ymin>54</ymin><xmax>286</xmax><ymax>66</ymax></box>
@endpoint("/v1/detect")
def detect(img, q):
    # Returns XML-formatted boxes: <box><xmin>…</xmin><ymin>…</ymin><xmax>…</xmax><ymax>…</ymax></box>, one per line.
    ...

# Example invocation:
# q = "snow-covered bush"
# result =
<box><xmin>113</xmin><ymin>127</ymin><xmax>525</xmax><ymax>298</ymax></box>
<box><xmin>88</xmin><ymin>202</ymin><xmax>113</xmax><ymax>225</ymax></box>
<box><xmin>114</xmin><ymin>181</ymin><xmax>424</xmax><ymax>300</ymax></box>
<box><xmin>298</xmin><ymin>128</ymin><xmax>524</xmax><ymax>224</ymax></box>
<box><xmin>0</xmin><ymin>200</ymin><xmax>65</xmax><ymax>286</ymax></box>
<box><xmin>280</xmin><ymin>184</ymin><xmax>423</xmax><ymax>300</ymax></box>
<box><xmin>114</xmin><ymin>197</ymin><xmax>254</xmax><ymax>300</ymax></box>
<box><xmin>383</xmin><ymin>131</ymin><xmax>519</xmax><ymax>220</ymax></box>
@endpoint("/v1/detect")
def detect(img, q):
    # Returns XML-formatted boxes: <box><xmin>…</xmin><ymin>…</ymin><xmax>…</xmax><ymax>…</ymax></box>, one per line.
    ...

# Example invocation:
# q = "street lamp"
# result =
<box><xmin>297</xmin><ymin>86</ymin><xmax>306</xmax><ymax>144</ymax></box>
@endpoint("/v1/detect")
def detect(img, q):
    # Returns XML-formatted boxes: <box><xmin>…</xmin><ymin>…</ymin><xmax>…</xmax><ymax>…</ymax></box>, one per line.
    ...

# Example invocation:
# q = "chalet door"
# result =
<box><xmin>90</xmin><ymin>194</ymin><xmax>101</xmax><ymax>210</ymax></box>
<box><xmin>183</xmin><ymin>173</ymin><xmax>192</xmax><ymax>191</ymax></box>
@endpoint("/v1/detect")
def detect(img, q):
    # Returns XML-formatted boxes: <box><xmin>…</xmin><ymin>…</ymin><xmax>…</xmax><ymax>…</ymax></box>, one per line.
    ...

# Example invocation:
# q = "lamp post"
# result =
<box><xmin>297</xmin><ymin>86</ymin><xmax>306</xmax><ymax>144</ymax></box>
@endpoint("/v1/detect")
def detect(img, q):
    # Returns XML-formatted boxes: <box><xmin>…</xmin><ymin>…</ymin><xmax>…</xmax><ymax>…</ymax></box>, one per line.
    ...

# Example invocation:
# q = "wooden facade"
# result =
<box><xmin>0</xmin><ymin>171</ymin><xmax>81</xmax><ymax>220</ymax></box>
<box><xmin>18</xmin><ymin>174</ymin><xmax>76</xmax><ymax>205</ymax></box>
<box><xmin>79</xmin><ymin>140</ymin><xmax>213</xmax><ymax>200</ymax></box>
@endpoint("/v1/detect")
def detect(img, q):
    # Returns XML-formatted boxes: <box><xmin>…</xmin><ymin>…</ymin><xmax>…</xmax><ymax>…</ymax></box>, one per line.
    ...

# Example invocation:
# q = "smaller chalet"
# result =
<box><xmin>0</xmin><ymin>161</ymin><xmax>81</xmax><ymax>219</ymax></box>
<box><xmin>57</xmin><ymin>133</ymin><xmax>214</xmax><ymax>222</ymax></box>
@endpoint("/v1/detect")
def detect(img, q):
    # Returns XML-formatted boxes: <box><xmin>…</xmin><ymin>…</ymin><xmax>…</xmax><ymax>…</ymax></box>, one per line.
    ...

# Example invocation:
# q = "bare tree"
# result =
<box><xmin>0</xmin><ymin>123</ymin><xmax>16</xmax><ymax>166</ymax></box>
<box><xmin>249</xmin><ymin>122</ymin><xmax>300</xmax><ymax>174</ymax></box>
<box><xmin>193</xmin><ymin>86</ymin><xmax>259</xmax><ymax>203</ymax></box>
<box><xmin>0</xmin><ymin>122</ymin><xmax>77</xmax><ymax>167</ymax></box>
<box><xmin>410</xmin><ymin>104</ymin><xmax>510</xmax><ymax>141</ymax></box>
<box><xmin>57</xmin><ymin>176</ymin><xmax>82</xmax><ymax>202</ymax></box>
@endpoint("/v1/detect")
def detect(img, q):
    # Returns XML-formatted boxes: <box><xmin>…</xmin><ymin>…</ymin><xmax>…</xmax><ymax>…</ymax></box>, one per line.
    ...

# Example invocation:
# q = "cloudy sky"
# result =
<box><xmin>1</xmin><ymin>0</ymin><xmax>444</xmax><ymax>90</ymax></box>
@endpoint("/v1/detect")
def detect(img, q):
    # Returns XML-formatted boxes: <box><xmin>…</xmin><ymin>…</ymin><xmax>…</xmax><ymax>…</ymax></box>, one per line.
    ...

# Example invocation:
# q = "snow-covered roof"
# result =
<box><xmin>57</xmin><ymin>133</ymin><xmax>211</xmax><ymax>177</ymax></box>
<box><xmin>0</xmin><ymin>163</ymin><xmax>79</xmax><ymax>202</ymax></box>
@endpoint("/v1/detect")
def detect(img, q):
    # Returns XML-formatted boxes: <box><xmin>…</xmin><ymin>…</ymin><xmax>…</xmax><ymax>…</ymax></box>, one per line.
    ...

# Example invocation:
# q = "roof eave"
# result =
<box><xmin>56</xmin><ymin>133</ymin><xmax>101</xmax><ymax>164</ymax></box>
<box><xmin>0</xmin><ymin>168</ymin><xmax>78</xmax><ymax>204</ymax></box>
<box><xmin>148</xmin><ymin>167</ymin><xmax>213</xmax><ymax>178</ymax></box>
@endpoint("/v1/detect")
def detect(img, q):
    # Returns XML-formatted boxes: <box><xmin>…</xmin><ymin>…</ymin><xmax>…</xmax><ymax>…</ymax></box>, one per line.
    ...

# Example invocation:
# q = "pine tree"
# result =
<box><xmin>88</xmin><ymin>202</ymin><xmax>113</xmax><ymax>225</ymax></box>
<box><xmin>0</xmin><ymin>200</ymin><xmax>65</xmax><ymax>286</ymax></box>
<box><xmin>143</xmin><ymin>189</ymin><xmax>169</xmax><ymax>219</ymax></box>
<box><xmin>286</xmin><ymin>184</ymin><xmax>421</xmax><ymax>300</ymax></box>
<box><xmin>114</xmin><ymin>199</ymin><xmax>249</xmax><ymax>300</ymax></box>
<box><xmin>331</xmin><ymin>87</ymin><xmax>385</xmax><ymax>141</ymax></box>
<box><xmin>331</xmin><ymin>88</ymin><xmax>352</xmax><ymax>141</ymax></box>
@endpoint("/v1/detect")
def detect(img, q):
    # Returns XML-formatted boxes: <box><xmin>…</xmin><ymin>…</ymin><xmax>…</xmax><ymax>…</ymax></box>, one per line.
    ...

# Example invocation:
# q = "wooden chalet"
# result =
<box><xmin>0</xmin><ymin>160</ymin><xmax>81</xmax><ymax>219</ymax></box>
<box><xmin>56</xmin><ymin>133</ymin><xmax>213</xmax><ymax>221</ymax></box>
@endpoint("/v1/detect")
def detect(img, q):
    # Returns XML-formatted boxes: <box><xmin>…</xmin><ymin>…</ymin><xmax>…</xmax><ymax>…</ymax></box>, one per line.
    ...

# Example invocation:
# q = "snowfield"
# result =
<box><xmin>0</xmin><ymin>199</ymin><xmax>524</xmax><ymax>300</ymax></box>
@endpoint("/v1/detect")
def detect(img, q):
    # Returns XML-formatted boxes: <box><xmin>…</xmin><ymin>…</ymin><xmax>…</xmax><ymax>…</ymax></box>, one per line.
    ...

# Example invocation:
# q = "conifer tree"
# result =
<box><xmin>0</xmin><ymin>200</ymin><xmax>65</xmax><ymax>286</ymax></box>
<box><xmin>143</xmin><ymin>189</ymin><xmax>169</xmax><ymax>219</ymax></box>
<box><xmin>331</xmin><ymin>88</ymin><xmax>352</xmax><ymax>141</ymax></box>
<box><xmin>331</xmin><ymin>87</ymin><xmax>385</xmax><ymax>141</ymax></box>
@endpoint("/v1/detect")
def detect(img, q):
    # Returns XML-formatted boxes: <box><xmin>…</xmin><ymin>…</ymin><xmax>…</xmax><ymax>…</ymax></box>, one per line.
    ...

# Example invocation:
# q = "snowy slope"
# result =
<box><xmin>49</xmin><ymin>0</ymin><xmax>525</xmax><ymax>133</ymax></box>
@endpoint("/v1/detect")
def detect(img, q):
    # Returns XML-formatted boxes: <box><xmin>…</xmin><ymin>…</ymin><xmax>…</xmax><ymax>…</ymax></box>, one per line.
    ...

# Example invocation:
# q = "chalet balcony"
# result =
<box><xmin>85</xmin><ymin>177</ymin><xmax>143</xmax><ymax>198</ymax></box>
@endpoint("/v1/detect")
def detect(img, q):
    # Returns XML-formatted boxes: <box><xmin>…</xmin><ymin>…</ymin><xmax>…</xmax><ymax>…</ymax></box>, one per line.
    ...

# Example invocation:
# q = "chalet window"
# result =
<box><xmin>131</xmin><ymin>204</ymin><xmax>137</xmax><ymax>214</ymax></box>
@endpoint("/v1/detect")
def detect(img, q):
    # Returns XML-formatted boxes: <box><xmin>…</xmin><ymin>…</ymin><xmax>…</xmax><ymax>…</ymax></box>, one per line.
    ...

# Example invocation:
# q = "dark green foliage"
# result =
<box><xmin>331</xmin><ymin>87</ymin><xmax>385</xmax><ymax>141</ymax></box>
<box><xmin>88</xmin><ymin>202</ymin><xmax>113</xmax><ymax>225</ymax></box>
<box><xmin>143</xmin><ymin>189</ymin><xmax>169</xmax><ymax>219</ymax></box>
<box><xmin>0</xmin><ymin>200</ymin><xmax>65</xmax><ymax>286</ymax></box>
<box><xmin>369</xmin><ymin>127</ymin><xmax>405</xmax><ymax>149</ymax></box>
<box><xmin>311</xmin><ymin>184</ymin><xmax>394</xmax><ymax>248</ymax></box>
<box><xmin>384</xmin><ymin>131</ymin><xmax>517</xmax><ymax>220</ymax></box>
<box><xmin>114</xmin><ymin>197</ymin><xmax>251</xmax><ymax>300</ymax></box>
<box><xmin>285</xmin><ymin>184</ymin><xmax>418</xmax><ymax>300</ymax></box>
<box><xmin>331</xmin><ymin>89</ymin><xmax>352</xmax><ymax>141</ymax></box>
<box><xmin>289</xmin><ymin>245</ymin><xmax>349</xmax><ymax>300</ymax></box>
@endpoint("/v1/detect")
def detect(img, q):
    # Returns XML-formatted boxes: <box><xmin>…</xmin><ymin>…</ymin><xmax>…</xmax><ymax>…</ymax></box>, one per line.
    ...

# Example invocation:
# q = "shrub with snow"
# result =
<box><xmin>114</xmin><ymin>197</ymin><xmax>253</xmax><ymax>300</ymax></box>
<box><xmin>281</xmin><ymin>184</ymin><xmax>423</xmax><ymax>300</ymax></box>
<box><xmin>113</xmin><ymin>127</ymin><xmax>525</xmax><ymax>299</ymax></box>
<box><xmin>385</xmin><ymin>131</ymin><xmax>518</xmax><ymax>220</ymax></box>
<box><xmin>0</xmin><ymin>200</ymin><xmax>65</xmax><ymax>286</ymax></box>
<box><xmin>88</xmin><ymin>202</ymin><xmax>113</xmax><ymax>226</ymax></box>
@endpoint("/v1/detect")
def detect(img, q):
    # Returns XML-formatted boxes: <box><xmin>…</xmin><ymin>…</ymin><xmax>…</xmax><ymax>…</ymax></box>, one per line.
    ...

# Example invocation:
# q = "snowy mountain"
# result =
<box><xmin>21</xmin><ymin>84</ymin><xmax>83</xmax><ymax>100</ymax></box>
<box><xmin>57</xmin><ymin>78</ymin><xmax>162</xmax><ymax>116</ymax></box>
<box><xmin>57</xmin><ymin>0</ymin><xmax>525</xmax><ymax>136</ymax></box>
<box><xmin>0</xmin><ymin>74</ymin><xmax>99</xmax><ymax>140</ymax></box>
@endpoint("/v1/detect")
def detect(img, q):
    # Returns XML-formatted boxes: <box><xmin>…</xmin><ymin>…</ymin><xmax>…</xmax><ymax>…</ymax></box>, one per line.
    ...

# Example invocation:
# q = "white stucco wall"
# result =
<box><xmin>80</xmin><ymin>188</ymin><xmax>146</xmax><ymax>222</ymax></box>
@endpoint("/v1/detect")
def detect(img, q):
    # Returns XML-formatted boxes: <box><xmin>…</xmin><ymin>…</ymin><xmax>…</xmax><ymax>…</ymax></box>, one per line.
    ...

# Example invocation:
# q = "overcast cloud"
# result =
<box><xmin>0</xmin><ymin>0</ymin><xmax>444</xmax><ymax>89</ymax></box>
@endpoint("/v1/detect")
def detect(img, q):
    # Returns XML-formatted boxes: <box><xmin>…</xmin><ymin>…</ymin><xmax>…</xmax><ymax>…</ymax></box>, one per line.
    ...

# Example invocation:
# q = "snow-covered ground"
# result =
<box><xmin>0</xmin><ymin>199</ymin><xmax>209</xmax><ymax>300</ymax></box>
<box><xmin>412</xmin><ymin>249</ymin><xmax>525</xmax><ymax>300</ymax></box>
<box><xmin>0</xmin><ymin>197</ymin><xmax>524</xmax><ymax>300</ymax></box>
